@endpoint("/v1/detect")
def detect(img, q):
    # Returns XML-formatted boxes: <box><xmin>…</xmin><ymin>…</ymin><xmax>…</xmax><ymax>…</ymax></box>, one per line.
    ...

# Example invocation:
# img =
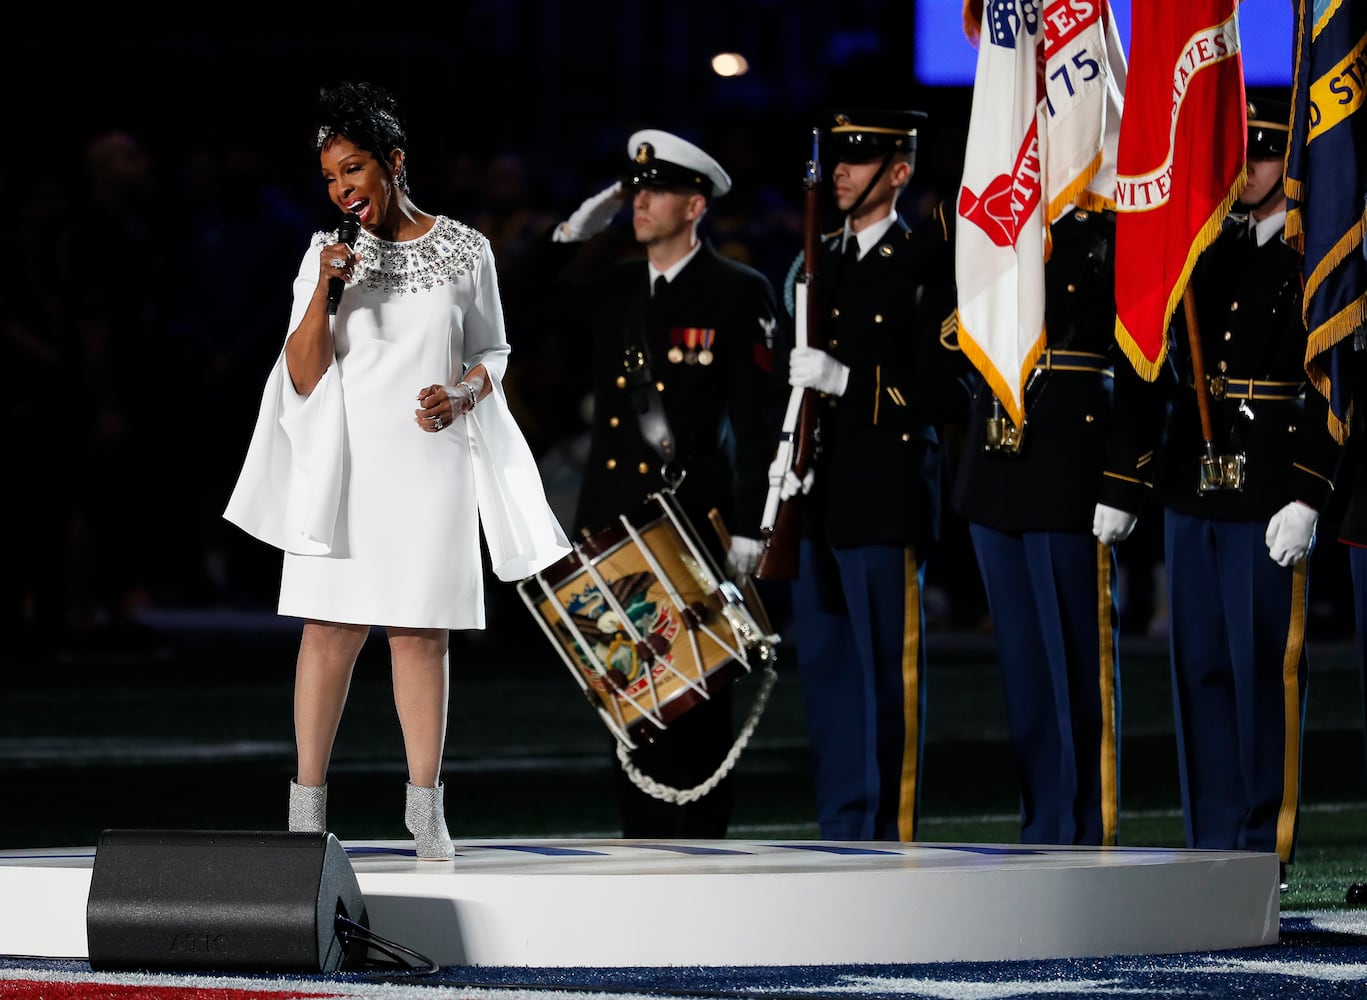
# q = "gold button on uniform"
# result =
<box><xmin>831</xmin><ymin>308</ymin><xmax>841</xmax><ymax>318</ymax></box>
<box><xmin>1223</xmin><ymin>331</ymin><xmax>1232</xmax><ymax>341</ymax></box>
<box><xmin>1230</xmin><ymin>302</ymin><xmax>1239</xmax><ymax>311</ymax></box>
<box><xmin>1067</xmin><ymin>283</ymin><xmax>1076</xmax><ymax>293</ymax></box>
<box><xmin>874</xmin><ymin>314</ymin><xmax>884</xmax><ymax>324</ymax></box>
<box><xmin>615</xmin><ymin>375</ymin><xmax>626</xmax><ymax>388</ymax></box>
<box><xmin>656</xmin><ymin>381</ymin><xmax>665</xmax><ymax>392</ymax></box>
<box><xmin>1217</xmin><ymin>360</ymin><xmax>1228</xmax><ymax>372</ymax></box>
<box><xmin>609</xmin><ymin>416</ymin><xmax>620</xmax><ymax>428</ymax></box>
<box><xmin>606</xmin><ymin>458</ymin><xmax>617</xmax><ymax>470</ymax></box>
<box><xmin>828</xmin><ymin>338</ymin><xmax>839</xmax><ymax>348</ymax></box>
<box><xmin>901</xmin><ymin>432</ymin><xmax>911</xmax><ymax>442</ymax></box>
<box><xmin>638</xmin><ymin>462</ymin><xmax>649</xmax><ymax>474</ymax></box>
<box><xmin>1085</xmin><ymin>414</ymin><xmax>1095</xmax><ymax>423</ymax></box>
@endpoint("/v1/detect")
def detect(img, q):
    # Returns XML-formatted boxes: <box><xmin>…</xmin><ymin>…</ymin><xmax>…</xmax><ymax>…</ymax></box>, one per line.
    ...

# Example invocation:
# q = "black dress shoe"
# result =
<box><xmin>1280</xmin><ymin>862</ymin><xmax>1289</xmax><ymax>893</ymax></box>
<box><xmin>1348</xmin><ymin>882</ymin><xmax>1367</xmax><ymax>905</ymax></box>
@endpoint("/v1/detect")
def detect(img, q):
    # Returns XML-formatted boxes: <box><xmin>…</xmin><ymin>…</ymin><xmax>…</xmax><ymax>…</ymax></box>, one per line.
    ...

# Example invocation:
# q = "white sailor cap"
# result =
<box><xmin>624</xmin><ymin>129</ymin><xmax>732</xmax><ymax>198</ymax></box>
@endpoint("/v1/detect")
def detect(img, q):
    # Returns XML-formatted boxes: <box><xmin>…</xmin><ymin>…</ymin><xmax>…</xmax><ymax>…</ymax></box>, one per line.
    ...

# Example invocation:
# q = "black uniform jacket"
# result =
<box><xmin>799</xmin><ymin>201</ymin><xmax>972</xmax><ymax>552</ymax></box>
<box><xmin>1155</xmin><ymin>217</ymin><xmax>1341</xmax><ymax>520</ymax></box>
<box><xmin>569</xmin><ymin>242</ymin><xmax>781</xmax><ymax>542</ymax></box>
<box><xmin>1334</xmin><ymin>348</ymin><xmax>1367</xmax><ymax>545</ymax></box>
<box><xmin>953</xmin><ymin>208</ymin><xmax>1161</xmax><ymax>532</ymax></box>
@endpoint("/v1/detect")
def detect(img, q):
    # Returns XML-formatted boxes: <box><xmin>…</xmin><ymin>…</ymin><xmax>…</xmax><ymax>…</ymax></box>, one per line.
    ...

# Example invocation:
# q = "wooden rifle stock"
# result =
<box><xmin>756</xmin><ymin>129</ymin><xmax>823</xmax><ymax>581</ymax></box>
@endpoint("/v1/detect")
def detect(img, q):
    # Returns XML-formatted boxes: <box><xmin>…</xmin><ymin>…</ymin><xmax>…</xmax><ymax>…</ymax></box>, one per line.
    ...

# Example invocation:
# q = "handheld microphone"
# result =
<box><xmin>327</xmin><ymin>213</ymin><xmax>362</xmax><ymax>316</ymax></box>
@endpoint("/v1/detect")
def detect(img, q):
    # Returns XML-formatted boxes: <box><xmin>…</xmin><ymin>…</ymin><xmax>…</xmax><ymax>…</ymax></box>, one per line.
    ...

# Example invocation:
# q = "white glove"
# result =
<box><xmin>1092</xmin><ymin>503</ymin><xmax>1138</xmax><ymax>545</ymax></box>
<box><xmin>789</xmin><ymin>346</ymin><xmax>850</xmax><ymax>397</ymax></box>
<box><xmin>779</xmin><ymin>468</ymin><xmax>814</xmax><ymax>501</ymax></box>
<box><xmin>1265</xmin><ymin>500</ymin><xmax>1319</xmax><ymax>567</ymax></box>
<box><xmin>725</xmin><ymin>536</ymin><xmax>765</xmax><ymax>578</ymax></box>
<box><xmin>553</xmin><ymin>181</ymin><xmax>623</xmax><ymax>242</ymax></box>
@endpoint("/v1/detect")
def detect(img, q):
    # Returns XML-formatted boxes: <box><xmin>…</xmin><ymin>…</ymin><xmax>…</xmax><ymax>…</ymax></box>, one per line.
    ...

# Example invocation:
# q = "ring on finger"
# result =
<box><xmin>329</xmin><ymin>257</ymin><xmax>347</xmax><ymax>269</ymax></box>
<box><xmin>434</xmin><ymin>416</ymin><xmax>443</xmax><ymax>430</ymax></box>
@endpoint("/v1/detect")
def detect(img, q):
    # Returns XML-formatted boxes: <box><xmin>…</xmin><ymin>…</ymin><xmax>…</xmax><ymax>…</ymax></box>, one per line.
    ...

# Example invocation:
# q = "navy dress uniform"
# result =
<box><xmin>952</xmin><ymin>207</ymin><xmax>1161</xmax><ymax>846</ymax></box>
<box><xmin>785</xmin><ymin>110</ymin><xmax>973</xmax><ymax>841</ymax></box>
<box><xmin>558</xmin><ymin>130</ymin><xmax>782</xmax><ymax>838</ymax></box>
<box><xmin>1155</xmin><ymin>99</ymin><xmax>1342</xmax><ymax>868</ymax></box>
<box><xmin>572</xmin><ymin>249</ymin><xmax>779</xmax><ymax>548</ymax></box>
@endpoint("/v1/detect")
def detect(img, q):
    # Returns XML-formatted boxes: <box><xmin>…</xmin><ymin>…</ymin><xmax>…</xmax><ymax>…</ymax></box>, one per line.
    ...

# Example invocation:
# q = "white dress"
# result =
<box><xmin>224</xmin><ymin>216</ymin><xmax>569</xmax><ymax>629</ymax></box>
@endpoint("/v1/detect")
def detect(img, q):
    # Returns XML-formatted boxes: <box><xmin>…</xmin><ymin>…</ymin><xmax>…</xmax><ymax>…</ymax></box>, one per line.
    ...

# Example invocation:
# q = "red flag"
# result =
<box><xmin>1113</xmin><ymin>3</ymin><xmax>1247</xmax><ymax>380</ymax></box>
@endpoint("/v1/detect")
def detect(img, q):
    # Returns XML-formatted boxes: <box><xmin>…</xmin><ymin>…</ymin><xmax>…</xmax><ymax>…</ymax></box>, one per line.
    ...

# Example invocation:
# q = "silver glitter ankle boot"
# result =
<box><xmin>288</xmin><ymin>779</ymin><xmax>327</xmax><ymax>833</ymax></box>
<box><xmin>405</xmin><ymin>781</ymin><xmax>454</xmax><ymax>860</ymax></box>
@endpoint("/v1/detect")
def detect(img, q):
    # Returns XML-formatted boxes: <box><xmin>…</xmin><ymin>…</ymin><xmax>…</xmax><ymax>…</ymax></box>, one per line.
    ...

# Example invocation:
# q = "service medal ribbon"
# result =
<box><xmin>697</xmin><ymin>328</ymin><xmax>716</xmax><ymax>366</ymax></box>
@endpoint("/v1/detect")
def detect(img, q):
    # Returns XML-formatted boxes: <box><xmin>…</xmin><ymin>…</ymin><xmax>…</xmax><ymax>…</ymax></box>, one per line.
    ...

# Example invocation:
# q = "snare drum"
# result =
<box><xmin>518</xmin><ymin>491</ymin><xmax>774</xmax><ymax>748</ymax></box>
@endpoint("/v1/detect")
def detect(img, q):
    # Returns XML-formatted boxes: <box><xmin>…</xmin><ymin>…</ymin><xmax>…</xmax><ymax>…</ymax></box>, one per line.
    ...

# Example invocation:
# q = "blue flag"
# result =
<box><xmin>1286</xmin><ymin>0</ymin><xmax>1367</xmax><ymax>443</ymax></box>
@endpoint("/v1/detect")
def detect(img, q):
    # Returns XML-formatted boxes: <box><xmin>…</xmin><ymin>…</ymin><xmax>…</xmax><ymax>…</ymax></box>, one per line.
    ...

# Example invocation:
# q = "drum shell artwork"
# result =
<box><xmin>520</xmin><ymin>498</ymin><xmax>746</xmax><ymax>742</ymax></box>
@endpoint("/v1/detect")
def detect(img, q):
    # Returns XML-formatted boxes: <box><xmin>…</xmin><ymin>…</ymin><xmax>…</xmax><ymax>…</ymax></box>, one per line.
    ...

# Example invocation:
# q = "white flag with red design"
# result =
<box><xmin>956</xmin><ymin>0</ymin><xmax>1125</xmax><ymax>427</ymax></box>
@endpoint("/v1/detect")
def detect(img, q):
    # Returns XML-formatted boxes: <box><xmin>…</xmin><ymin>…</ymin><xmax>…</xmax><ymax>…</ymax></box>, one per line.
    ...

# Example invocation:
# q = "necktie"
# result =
<box><xmin>844</xmin><ymin>238</ymin><xmax>860</xmax><ymax>265</ymax></box>
<box><xmin>653</xmin><ymin>274</ymin><xmax>667</xmax><ymax>298</ymax></box>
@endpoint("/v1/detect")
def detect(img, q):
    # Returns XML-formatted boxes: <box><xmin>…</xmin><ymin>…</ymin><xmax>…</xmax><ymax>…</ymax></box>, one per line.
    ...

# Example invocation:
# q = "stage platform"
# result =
<box><xmin>0</xmin><ymin>838</ymin><xmax>1280</xmax><ymax>968</ymax></box>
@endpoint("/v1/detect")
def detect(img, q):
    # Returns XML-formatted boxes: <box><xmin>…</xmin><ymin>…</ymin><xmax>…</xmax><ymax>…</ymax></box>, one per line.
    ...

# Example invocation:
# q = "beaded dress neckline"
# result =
<box><xmin>335</xmin><ymin>216</ymin><xmax>483</xmax><ymax>297</ymax></box>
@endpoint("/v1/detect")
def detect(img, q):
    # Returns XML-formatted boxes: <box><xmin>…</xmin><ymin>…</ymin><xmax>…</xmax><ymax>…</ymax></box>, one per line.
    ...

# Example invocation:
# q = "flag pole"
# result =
<box><xmin>1181</xmin><ymin>279</ymin><xmax>1232</xmax><ymax>490</ymax></box>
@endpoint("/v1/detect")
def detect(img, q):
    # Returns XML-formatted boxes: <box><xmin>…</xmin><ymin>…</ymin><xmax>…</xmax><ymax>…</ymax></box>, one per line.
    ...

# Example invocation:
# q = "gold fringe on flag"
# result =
<box><xmin>1116</xmin><ymin>168</ymin><xmax>1247</xmax><ymax>382</ymax></box>
<box><xmin>957</xmin><ymin>319</ymin><xmax>1047</xmax><ymax>430</ymax></box>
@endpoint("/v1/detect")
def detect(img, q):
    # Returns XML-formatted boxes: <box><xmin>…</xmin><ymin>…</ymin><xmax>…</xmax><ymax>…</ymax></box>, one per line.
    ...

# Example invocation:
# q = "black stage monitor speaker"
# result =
<box><xmin>86</xmin><ymin>829</ymin><xmax>368</xmax><ymax>973</ymax></box>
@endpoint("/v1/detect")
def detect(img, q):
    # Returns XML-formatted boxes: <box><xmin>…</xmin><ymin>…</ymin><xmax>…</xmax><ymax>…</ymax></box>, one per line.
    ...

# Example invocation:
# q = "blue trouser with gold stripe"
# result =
<box><xmin>1349</xmin><ymin>545</ymin><xmax>1367</xmax><ymax>786</ymax></box>
<box><xmin>1165</xmin><ymin>511</ymin><xmax>1308</xmax><ymax>862</ymax></box>
<box><xmin>969</xmin><ymin>524</ymin><xmax>1121</xmax><ymax>846</ymax></box>
<box><xmin>792</xmin><ymin>540</ymin><xmax>925</xmax><ymax>841</ymax></box>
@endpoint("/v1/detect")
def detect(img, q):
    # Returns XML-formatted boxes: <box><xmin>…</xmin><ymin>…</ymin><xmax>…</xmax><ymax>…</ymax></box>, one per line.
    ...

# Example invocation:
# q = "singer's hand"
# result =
<box><xmin>319</xmin><ymin>242</ymin><xmax>359</xmax><ymax>284</ymax></box>
<box><xmin>415</xmin><ymin>373</ymin><xmax>485</xmax><ymax>432</ymax></box>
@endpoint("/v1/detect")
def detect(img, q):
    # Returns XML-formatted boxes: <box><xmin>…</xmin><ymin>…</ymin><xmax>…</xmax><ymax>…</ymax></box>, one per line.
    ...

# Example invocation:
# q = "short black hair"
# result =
<box><xmin>314</xmin><ymin>81</ymin><xmax>409</xmax><ymax>188</ymax></box>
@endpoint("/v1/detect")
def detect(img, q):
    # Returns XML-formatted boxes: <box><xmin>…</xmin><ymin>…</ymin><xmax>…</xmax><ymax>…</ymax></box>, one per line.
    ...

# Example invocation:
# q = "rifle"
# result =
<box><xmin>756</xmin><ymin>127</ymin><xmax>823</xmax><ymax>581</ymax></box>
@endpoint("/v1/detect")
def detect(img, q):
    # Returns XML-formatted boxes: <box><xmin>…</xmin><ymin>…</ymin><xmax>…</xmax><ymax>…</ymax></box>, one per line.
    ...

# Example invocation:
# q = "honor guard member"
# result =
<box><xmin>1335</xmin><ymin>350</ymin><xmax>1367</xmax><ymax>905</ymax></box>
<box><xmin>1155</xmin><ymin>96</ymin><xmax>1342</xmax><ymax>884</ymax></box>
<box><xmin>550</xmin><ymin>129</ymin><xmax>782</xmax><ymax>838</ymax></box>
<box><xmin>952</xmin><ymin>207</ymin><xmax>1162</xmax><ymax>846</ymax></box>
<box><xmin>776</xmin><ymin>109</ymin><xmax>973</xmax><ymax>841</ymax></box>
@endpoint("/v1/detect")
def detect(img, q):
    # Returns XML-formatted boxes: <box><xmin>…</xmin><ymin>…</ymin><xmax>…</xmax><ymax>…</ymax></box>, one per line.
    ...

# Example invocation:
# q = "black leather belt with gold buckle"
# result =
<box><xmin>1034</xmin><ymin>349</ymin><xmax>1113</xmax><ymax>374</ymax></box>
<box><xmin>1201</xmin><ymin>376</ymin><xmax>1301</xmax><ymax>401</ymax></box>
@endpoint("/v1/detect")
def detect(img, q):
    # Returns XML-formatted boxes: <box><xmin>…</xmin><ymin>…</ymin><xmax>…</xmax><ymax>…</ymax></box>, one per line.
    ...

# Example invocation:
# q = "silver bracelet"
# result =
<box><xmin>457</xmin><ymin>381</ymin><xmax>478</xmax><ymax>409</ymax></box>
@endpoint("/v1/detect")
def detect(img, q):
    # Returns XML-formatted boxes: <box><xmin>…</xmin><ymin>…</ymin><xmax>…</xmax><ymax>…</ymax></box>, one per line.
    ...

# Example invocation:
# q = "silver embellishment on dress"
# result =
<box><xmin>355</xmin><ymin>217</ymin><xmax>483</xmax><ymax>295</ymax></box>
<box><xmin>309</xmin><ymin>217</ymin><xmax>483</xmax><ymax>297</ymax></box>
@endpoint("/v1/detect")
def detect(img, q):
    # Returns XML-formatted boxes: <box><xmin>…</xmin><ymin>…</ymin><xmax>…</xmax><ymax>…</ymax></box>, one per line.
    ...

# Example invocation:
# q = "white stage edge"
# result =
<box><xmin>0</xmin><ymin>839</ymin><xmax>1280</xmax><ymax>967</ymax></box>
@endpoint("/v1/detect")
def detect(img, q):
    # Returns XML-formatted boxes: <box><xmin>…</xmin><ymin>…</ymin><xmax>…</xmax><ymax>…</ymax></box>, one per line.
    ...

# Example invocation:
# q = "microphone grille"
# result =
<box><xmin>338</xmin><ymin>213</ymin><xmax>361</xmax><ymax>244</ymax></box>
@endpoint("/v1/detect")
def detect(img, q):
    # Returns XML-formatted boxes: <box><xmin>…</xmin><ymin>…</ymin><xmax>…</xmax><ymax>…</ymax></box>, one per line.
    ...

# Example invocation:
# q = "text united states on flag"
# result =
<box><xmin>1112</xmin><ymin>2</ymin><xmax>1246</xmax><ymax>381</ymax></box>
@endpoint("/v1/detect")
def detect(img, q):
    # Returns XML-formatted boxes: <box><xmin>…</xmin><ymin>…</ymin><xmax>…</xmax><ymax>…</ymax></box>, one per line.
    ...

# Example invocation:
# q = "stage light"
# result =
<box><xmin>711</xmin><ymin>52</ymin><xmax>749</xmax><ymax>78</ymax></box>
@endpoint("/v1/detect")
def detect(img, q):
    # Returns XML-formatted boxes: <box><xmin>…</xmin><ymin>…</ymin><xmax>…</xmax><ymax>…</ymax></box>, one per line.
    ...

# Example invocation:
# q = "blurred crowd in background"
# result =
<box><xmin>8</xmin><ymin>121</ymin><xmax>1351</xmax><ymax>658</ymax></box>
<box><xmin>2</xmin><ymin>16</ymin><xmax>1355</xmax><ymax>658</ymax></box>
